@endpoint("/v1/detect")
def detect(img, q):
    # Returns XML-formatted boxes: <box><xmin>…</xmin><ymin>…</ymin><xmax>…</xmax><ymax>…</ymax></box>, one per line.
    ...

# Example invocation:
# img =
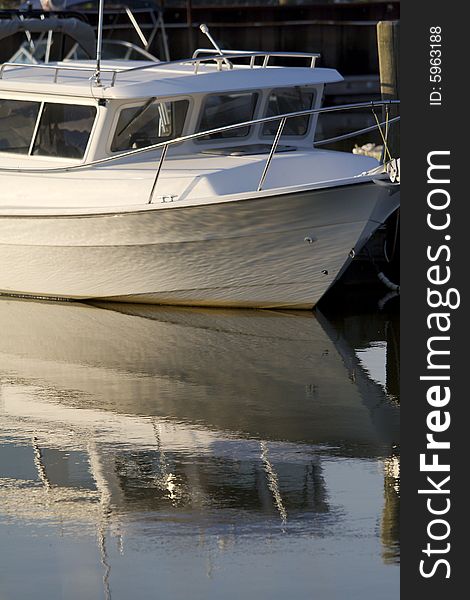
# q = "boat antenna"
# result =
<box><xmin>199</xmin><ymin>24</ymin><xmax>232</xmax><ymax>69</ymax></box>
<box><xmin>94</xmin><ymin>0</ymin><xmax>105</xmax><ymax>86</ymax></box>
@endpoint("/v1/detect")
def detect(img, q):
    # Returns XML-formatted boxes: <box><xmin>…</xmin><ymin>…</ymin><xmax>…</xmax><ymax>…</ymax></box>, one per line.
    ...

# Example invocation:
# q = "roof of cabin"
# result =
<box><xmin>0</xmin><ymin>60</ymin><xmax>343</xmax><ymax>100</ymax></box>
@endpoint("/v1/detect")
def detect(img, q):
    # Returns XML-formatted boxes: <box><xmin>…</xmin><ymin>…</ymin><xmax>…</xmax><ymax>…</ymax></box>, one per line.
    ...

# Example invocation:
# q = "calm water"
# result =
<box><xmin>0</xmin><ymin>296</ymin><xmax>399</xmax><ymax>600</ymax></box>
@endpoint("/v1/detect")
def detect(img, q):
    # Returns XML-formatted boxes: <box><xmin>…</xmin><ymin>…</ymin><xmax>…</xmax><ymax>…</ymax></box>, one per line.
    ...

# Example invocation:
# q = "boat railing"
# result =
<box><xmin>191</xmin><ymin>49</ymin><xmax>321</xmax><ymax>70</ymax></box>
<box><xmin>121</xmin><ymin>51</ymin><xmax>322</xmax><ymax>79</ymax></box>
<box><xmin>0</xmin><ymin>61</ymin><xmax>122</xmax><ymax>84</ymax></box>
<box><xmin>0</xmin><ymin>99</ymin><xmax>400</xmax><ymax>201</ymax></box>
<box><xmin>0</xmin><ymin>49</ymin><xmax>321</xmax><ymax>85</ymax></box>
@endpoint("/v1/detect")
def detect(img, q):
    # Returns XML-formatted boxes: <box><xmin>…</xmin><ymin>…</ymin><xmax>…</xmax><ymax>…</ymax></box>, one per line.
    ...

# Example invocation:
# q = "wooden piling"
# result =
<box><xmin>377</xmin><ymin>20</ymin><xmax>400</xmax><ymax>158</ymax></box>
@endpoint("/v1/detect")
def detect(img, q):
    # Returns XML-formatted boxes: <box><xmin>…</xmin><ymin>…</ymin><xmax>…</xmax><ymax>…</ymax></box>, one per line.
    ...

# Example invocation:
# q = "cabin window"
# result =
<box><xmin>0</xmin><ymin>99</ymin><xmax>96</xmax><ymax>159</ymax></box>
<box><xmin>32</xmin><ymin>104</ymin><xmax>96</xmax><ymax>159</ymax></box>
<box><xmin>197</xmin><ymin>92</ymin><xmax>258</xmax><ymax>140</ymax></box>
<box><xmin>111</xmin><ymin>99</ymin><xmax>189</xmax><ymax>152</ymax></box>
<box><xmin>0</xmin><ymin>99</ymin><xmax>40</xmax><ymax>154</ymax></box>
<box><xmin>262</xmin><ymin>87</ymin><xmax>315</xmax><ymax>136</ymax></box>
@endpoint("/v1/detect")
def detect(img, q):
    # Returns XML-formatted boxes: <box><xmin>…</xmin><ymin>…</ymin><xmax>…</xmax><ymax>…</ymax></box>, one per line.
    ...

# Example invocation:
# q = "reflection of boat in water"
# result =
<box><xmin>0</xmin><ymin>297</ymin><xmax>398</xmax><ymax>455</ymax></box>
<box><xmin>0</xmin><ymin>298</ymin><xmax>399</xmax><ymax>576</ymax></box>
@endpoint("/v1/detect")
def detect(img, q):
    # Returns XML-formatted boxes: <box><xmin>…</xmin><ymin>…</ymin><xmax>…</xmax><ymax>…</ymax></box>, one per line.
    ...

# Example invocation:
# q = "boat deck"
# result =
<box><xmin>0</xmin><ymin>148</ymin><xmax>379</xmax><ymax>212</ymax></box>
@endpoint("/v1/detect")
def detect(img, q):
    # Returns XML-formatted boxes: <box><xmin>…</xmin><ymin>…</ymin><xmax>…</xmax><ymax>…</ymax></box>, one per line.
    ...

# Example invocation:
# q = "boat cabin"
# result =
<box><xmin>0</xmin><ymin>54</ymin><xmax>383</xmax><ymax>209</ymax></box>
<box><xmin>0</xmin><ymin>53</ymin><xmax>343</xmax><ymax>165</ymax></box>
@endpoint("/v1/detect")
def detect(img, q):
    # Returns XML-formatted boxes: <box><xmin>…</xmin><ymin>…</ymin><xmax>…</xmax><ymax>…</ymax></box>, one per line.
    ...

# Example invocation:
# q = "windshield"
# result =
<box><xmin>111</xmin><ymin>99</ymin><xmax>189</xmax><ymax>152</ymax></box>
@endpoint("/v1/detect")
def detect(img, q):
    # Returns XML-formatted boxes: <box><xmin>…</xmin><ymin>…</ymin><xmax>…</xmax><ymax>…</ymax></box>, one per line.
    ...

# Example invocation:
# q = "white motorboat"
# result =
<box><xmin>0</xmin><ymin>39</ymin><xmax>399</xmax><ymax>308</ymax></box>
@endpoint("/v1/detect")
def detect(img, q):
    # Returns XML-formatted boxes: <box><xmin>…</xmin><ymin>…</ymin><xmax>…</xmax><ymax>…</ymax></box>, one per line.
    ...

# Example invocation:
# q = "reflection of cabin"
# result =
<box><xmin>0</xmin><ymin>411</ymin><xmax>398</xmax><ymax>561</ymax></box>
<box><xmin>114</xmin><ymin>449</ymin><xmax>329</xmax><ymax>516</ymax></box>
<box><xmin>1</xmin><ymin>429</ymin><xmax>329</xmax><ymax>522</ymax></box>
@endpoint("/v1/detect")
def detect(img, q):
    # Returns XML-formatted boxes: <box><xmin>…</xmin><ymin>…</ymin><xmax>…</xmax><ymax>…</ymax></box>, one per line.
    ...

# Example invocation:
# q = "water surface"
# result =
<box><xmin>0</xmin><ymin>297</ymin><xmax>399</xmax><ymax>599</ymax></box>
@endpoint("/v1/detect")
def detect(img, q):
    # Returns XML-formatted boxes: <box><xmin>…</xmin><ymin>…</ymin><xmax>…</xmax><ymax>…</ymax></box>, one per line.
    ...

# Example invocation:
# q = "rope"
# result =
<box><xmin>372</xmin><ymin>106</ymin><xmax>393</xmax><ymax>163</ymax></box>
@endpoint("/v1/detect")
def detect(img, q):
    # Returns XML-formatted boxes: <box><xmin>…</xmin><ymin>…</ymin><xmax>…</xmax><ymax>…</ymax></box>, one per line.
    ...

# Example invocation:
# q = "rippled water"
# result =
<box><xmin>0</xmin><ymin>297</ymin><xmax>399</xmax><ymax>599</ymax></box>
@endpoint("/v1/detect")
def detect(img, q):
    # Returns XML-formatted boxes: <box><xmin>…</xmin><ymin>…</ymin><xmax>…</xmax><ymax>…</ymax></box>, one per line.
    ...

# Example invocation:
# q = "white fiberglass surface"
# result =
<box><xmin>0</xmin><ymin>149</ymin><xmax>379</xmax><ymax>211</ymax></box>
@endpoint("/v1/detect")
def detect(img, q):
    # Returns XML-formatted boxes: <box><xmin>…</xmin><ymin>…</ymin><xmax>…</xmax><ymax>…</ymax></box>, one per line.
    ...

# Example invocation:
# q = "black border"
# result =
<box><xmin>401</xmin><ymin>1</ymin><xmax>466</xmax><ymax>596</ymax></box>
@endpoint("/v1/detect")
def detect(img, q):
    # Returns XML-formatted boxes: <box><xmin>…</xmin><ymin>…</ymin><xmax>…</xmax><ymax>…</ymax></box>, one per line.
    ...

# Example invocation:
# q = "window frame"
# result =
<box><xmin>108</xmin><ymin>96</ymin><xmax>193</xmax><ymax>154</ymax></box>
<box><xmin>259</xmin><ymin>86</ymin><xmax>317</xmax><ymax>140</ymax></box>
<box><xmin>195</xmin><ymin>90</ymin><xmax>261</xmax><ymax>144</ymax></box>
<box><xmin>0</xmin><ymin>96</ymin><xmax>98</xmax><ymax>161</ymax></box>
<box><xmin>0</xmin><ymin>97</ymin><xmax>41</xmax><ymax>156</ymax></box>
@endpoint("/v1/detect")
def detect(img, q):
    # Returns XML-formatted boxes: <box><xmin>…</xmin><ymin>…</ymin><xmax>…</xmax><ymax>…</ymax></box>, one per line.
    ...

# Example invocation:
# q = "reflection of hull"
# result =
<box><xmin>0</xmin><ymin>298</ymin><xmax>398</xmax><ymax>455</ymax></box>
<box><xmin>0</xmin><ymin>182</ymin><xmax>397</xmax><ymax>308</ymax></box>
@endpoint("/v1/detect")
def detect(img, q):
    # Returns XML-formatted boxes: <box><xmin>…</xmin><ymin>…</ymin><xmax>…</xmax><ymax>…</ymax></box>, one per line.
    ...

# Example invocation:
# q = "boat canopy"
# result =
<box><xmin>0</xmin><ymin>18</ymin><xmax>96</xmax><ymax>59</ymax></box>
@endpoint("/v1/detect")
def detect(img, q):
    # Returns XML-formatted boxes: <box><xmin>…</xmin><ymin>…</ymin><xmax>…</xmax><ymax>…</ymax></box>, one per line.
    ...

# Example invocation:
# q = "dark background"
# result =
<box><xmin>401</xmin><ymin>0</ymin><xmax>466</xmax><ymax>597</ymax></box>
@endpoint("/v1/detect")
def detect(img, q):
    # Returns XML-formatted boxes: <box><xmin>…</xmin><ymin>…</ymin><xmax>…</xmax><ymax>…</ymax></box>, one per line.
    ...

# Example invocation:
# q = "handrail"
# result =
<box><xmin>0</xmin><ymin>49</ymin><xmax>320</xmax><ymax>86</ymax></box>
<box><xmin>257</xmin><ymin>117</ymin><xmax>286</xmax><ymax>191</ymax></box>
<box><xmin>315</xmin><ymin>115</ymin><xmax>400</xmax><ymax>147</ymax></box>
<box><xmin>192</xmin><ymin>49</ymin><xmax>321</xmax><ymax>69</ymax></box>
<box><xmin>0</xmin><ymin>99</ymin><xmax>400</xmax><ymax>176</ymax></box>
<box><xmin>0</xmin><ymin>61</ymin><xmax>123</xmax><ymax>84</ymax></box>
<box><xmin>122</xmin><ymin>51</ymin><xmax>321</xmax><ymax>78</ymax></box>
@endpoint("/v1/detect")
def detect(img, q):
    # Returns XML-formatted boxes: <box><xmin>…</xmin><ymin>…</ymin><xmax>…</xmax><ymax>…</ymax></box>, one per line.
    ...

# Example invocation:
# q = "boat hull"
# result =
<box><xmin>0</xmin><ymin>182</ymin><xmax>398</xmax><ymax>308</ymax></box>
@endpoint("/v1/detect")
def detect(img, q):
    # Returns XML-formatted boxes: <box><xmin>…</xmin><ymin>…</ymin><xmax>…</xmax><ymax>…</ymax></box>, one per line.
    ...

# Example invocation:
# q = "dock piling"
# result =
<box><xmin>377</xmin><ymin>20</ymin><xmax>400</xmax><ymax>158</ymax></box>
